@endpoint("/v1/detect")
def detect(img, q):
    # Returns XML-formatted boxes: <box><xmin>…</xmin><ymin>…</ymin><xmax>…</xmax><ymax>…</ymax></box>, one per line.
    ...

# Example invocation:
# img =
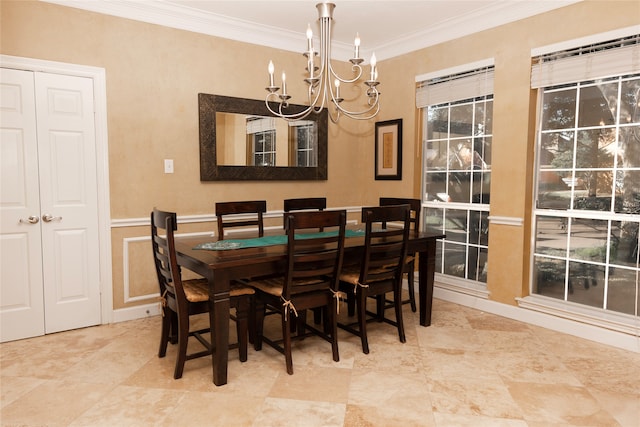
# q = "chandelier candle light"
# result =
<box><xmin>265</xmin><ymin>2</ymin><xmax>380</xmax><ymax>122</ymax></box>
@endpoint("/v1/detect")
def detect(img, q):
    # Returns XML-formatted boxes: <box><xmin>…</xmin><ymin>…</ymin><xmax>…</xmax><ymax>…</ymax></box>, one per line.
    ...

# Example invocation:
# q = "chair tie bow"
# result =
<box><xmin>330</xmin><ymin>289</ymin><xmax>345</xmax><ymax>314</ymax></box>
<box><xmin>159</xmin><ymin>290</ymin><xmax>168</xmax><ymax>316</ymax></box>
<box><xmin>354</xmin><ymin>280</ymin><xmax>368</xmax><ymax>294</ymax></box>
<box><xmin>281</xmin><ymin>297</ymin><xmax>298</xmax><ymax>321</ymax></box>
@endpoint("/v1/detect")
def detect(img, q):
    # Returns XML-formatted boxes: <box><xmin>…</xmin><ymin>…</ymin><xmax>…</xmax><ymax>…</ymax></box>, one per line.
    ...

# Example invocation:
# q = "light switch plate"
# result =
<box><xmin>164</xmin><ymin>159</ymin><xmax>174</xmax><ymax>173</ymax></box>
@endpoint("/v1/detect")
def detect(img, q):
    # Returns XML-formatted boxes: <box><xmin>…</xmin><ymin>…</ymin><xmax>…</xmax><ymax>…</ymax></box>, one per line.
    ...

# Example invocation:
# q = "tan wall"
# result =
<box><xmin>1</xmin><ymin>0</ymin><xmax>637</xmax><ymax>311</ymax></box>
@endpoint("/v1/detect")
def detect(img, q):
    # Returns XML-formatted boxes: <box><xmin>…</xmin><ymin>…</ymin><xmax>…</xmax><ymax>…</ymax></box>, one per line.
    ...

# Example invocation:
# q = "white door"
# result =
<box><xmin>0</xmin><ymin>68</ymin><xmax>101</xmax><ymax>342</ymax></box>
<box><xmin>0</xmin><ymin>68</ymin><xmax>45</xmax><ymax>340</ymax></box>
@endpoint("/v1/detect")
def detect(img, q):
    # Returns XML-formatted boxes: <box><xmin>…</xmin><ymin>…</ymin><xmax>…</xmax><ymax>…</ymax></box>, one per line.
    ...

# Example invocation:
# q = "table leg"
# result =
<box><xmin>208</xmin><ymin>273</ymin><xmax>230</xmax><ymax>386</ymax></box>
<box><xmin>418</xmin><ymin>240</ymin><xmax>436</xmax><ymax>326</ymax></box>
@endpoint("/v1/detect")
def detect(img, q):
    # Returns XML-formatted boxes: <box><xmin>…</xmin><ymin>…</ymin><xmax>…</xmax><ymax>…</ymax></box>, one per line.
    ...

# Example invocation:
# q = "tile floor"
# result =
<box><xmin>1</xmin><ymin>298</ymin><xmax>639</xmax><ymax>426</ymax></box>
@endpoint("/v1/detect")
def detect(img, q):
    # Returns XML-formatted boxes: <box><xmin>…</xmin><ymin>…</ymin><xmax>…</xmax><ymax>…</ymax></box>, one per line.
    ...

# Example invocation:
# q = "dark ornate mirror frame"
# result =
<box><xmin>199</xmin><ymin>93</ymin><xmax>328</xmax><ymax>181</ymax></box>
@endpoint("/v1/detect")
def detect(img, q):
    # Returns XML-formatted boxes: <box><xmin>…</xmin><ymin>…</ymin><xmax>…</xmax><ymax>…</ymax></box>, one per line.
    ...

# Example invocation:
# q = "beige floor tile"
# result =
<box><xmin>490</xmin><ymin>346</ymin><xmax>583</xmax><ymax>386</ymax></box>
<box><xmin>432</xmin><ymin>412</ymin><xmax>528</xmax><ymax>426</ymax></box>
<box><xmin>348</xmin><ymin>368</ymin><xmax>433</xmax><ymax>422</ymax></box>
<box><xmin>589</xmin><ymin>388</ymin><xmax>640</xmax><ymax>427</ymax></box>
<box><xmin>473</xmin><ymin>329</ymin><xmax>544</xmax><ymax>354</ymax></box>
<box><xmin>561</xmin><ymin>353</ymin><xmax>640</xmax><ymax>396</ymax></box>
<box><xmin>68</xmin><ymin>384</ymin><xmax>183</xmax><ymax>426</ymax></box>
<box><xmin>0</xmin><ymin>345</ymin><xmax>95</xmax><ymax>380</ymax></box>
<box><xmin>429</xmin><ymin>377</ymin><xmax>524</xmax><ymax>419</ymax></box>
<box><xmin>268</xmin><ymin>365</ymin><xmax>351</xmax><ymax>403</ymax></box>
<box><xmin>506</xmin><ymin>381</ymin><xmax>621</xmax><ymax>425</ymax></box>
<box><xmin>1</xmin><ymin>380</ymin><xmax>113</xmax><ymax>427</ymax></box>
<box><xmin>345</xmin><ymin>403</ymin><xmax>437</xmax><ymax>427</ymax></box>
<box><xmin>160</xmin><ymin>390</ymin><xmax>264</xmax><ymax>427</ymax></box>
<box><xmin>415</xmin><ymin>324</ymin><xmax>484</xmax><ymax>352</ymax></box>
<box><xmin>254</xmin><ymin>397</ymin><xmax>346</xmax><ymax>427</ymax></box>
<box><xmin>61</xmin><ymin>350</ymin><xmax>154</xmax><ymax>385</ymax></box>
<box><xmin>465</xmin><ymin>311</ymin><xmax>531</xmax><ymax>332</ymax></box>
<box><xmin>421</xmin><ymin>348</ymin><xmax>503</xmax><ymax>383</ymax></box>
<box><xmin>0</xmin><ymin>375</ymin><xmax>44</xmax><ymax>408</ymax></box>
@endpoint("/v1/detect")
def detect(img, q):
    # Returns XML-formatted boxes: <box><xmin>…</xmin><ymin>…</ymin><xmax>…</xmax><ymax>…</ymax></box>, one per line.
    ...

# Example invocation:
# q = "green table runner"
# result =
<box><xmin>194</xmin><ymin>229</ymin><xmax>365</xmax><ymax>251</ymax></box>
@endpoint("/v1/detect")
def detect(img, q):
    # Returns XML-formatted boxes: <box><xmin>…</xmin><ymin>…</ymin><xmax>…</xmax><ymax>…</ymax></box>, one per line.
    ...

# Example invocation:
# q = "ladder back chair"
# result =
<box><xmin>283</xmin><ymin>197</ymin><xmax>327</xmax><ymax>212</ymax></box>
<box><xmin>152</xmin><ymin>208</ymin><xmax>254</xmax><ymax>379</ymax></box>
<box><xmin>379</xmin><ymin>197</ymin><xmax>421</xmax><ymax>312</ymax></box>
<box><xmin>283</xmin><ymin>197</ymin><xmax>328</xmax><ymax>324</ymax></box>
<box><xmin>215</xmin><ymin>200</ymin><xmax>266</xmax><ymax>239</ymax></box>
<box><xmin>338</xmin><ymin>204</ymin><xmax>411</xmax><ymax>354</ymax></box>
<box><xmin>249</xmin><ymin>210</ymin><xmax>347</xmax><ymax>375</ymax></box>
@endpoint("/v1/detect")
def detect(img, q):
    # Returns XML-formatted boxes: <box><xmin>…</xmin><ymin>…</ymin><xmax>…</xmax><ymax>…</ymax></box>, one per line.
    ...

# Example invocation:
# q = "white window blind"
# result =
<box><xmin>246</xmin><ymin>116</ymin><xmax>275</xmax><ymax>134</ymax></box>
<box><xmin>531</xmin><ymin>35</ymin><xmax>640</xmax><ymax>88</ymax></box>
<box><xmin>416</xmin><ymin>66</ymin><xmax>494</xmax><ymax>108</ymax></box>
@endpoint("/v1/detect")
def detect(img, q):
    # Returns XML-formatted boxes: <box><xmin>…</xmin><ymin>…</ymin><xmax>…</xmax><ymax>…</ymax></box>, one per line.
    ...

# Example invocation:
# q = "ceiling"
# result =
<box><xmin>43</xmin><ymin>0</ymin><xmax>581</xmax><ymax>60</ymax></box>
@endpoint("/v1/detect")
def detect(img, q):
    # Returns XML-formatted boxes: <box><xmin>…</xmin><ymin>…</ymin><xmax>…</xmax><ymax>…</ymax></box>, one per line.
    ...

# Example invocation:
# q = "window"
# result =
<box><xmin>246</xmin><ymin>117</ymin><xmax>276</xmax><ymax>166</ymax></box>
<box><xmin>289</xmin><ymin>120</ymin><xmax>317</xmax><ymax>167</ymax></box>
<box><xmin>417</xmin><ymin>63</ymin><xmax>494</xmax><ymax>284</ymax></box>
<box><xmin>532</xmin><ymin>35</ymin><xmax>640</xmax><ymax>316</ymax></box>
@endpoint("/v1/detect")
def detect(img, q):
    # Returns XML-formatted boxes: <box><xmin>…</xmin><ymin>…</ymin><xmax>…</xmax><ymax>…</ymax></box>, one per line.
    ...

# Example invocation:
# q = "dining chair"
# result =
<box><xmin>283</xmin><ymin>197</ymin><xmax>328</xmax><ymax>325</ymax></box>
<box><xmin>249</xmin><ymin>210</ymin><xmax>346</xmax><ymax>375</ymax></box>
<box><xmin>379</xmin><ymin>197</ymin><xmax>421</xmax><ymax>312</ymax></box>
<box><xmin>283</xmin><ymin>197</ymin><xmax>327</xmax><ymax>213</ymax></box>
<box><xmin>152</xmin><ymin>208</ymin><xmax>254</xmax><ymax>379</ymax></box>
<box><xmin>338</xmin><ymin>204</ymin><xmax>411</xmax><ymax>354</ymax></box>
<box><xmin>215</xmin><ymin>200</ymin><xmax>266</xmax><ymax>239</ymax></box>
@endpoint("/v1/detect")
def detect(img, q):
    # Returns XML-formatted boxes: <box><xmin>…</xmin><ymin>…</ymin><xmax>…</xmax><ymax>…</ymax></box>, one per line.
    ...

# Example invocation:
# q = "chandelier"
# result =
<box><xmin>265</xmin><ymin>2</ymin><xmax>380</xmax><ymax>123</ymax></box>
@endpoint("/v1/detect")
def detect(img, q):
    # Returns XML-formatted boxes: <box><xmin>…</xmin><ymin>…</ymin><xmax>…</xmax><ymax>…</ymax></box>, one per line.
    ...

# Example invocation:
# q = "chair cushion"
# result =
<box><xmin>338</xmin><ymin>267</ymin><xmax>360</xmax><ymax>286</ymax></box>
<box><xmin>183</xmin><ymin>279</ymin><xmax>209</xmax><ymax>302</ymax></box>
<box><xmin>249</xmin><ymin>277</ymin><xmax>284</xmax><ymax>297</ymax></box>
<box><xmin>183</xmin><ymin>278</ymin><xmax>254</xmax><ymax>302</ymax></box>
<box><xmin>339</xmin><ymin>265</ymin><xmax>395</xmax><ymax>286</ymax></box>
<box><xmin>249</xmin><ymin>276</ymin><xmax>328</xmax><ymax>297</ymax></box>
<box><xmin>230</xmin><ymin>281</ymin><xmax>256</xmax><ymax>296</ymax></box>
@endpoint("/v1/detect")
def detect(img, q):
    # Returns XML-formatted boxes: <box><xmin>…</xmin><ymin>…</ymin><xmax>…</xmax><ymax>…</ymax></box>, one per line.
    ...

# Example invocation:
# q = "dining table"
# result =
<box><xmin>175</xmin><ymin>226</ymin><xmax>445</xmax><ymax>386</ymax></box>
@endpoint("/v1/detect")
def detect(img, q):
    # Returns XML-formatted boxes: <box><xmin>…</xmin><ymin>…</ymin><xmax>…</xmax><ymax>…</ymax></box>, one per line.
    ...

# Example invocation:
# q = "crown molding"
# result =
<box><xmin>41</xmin><ymin>0</ymin><xmax>580</xmax><ymax>61</ymax></box>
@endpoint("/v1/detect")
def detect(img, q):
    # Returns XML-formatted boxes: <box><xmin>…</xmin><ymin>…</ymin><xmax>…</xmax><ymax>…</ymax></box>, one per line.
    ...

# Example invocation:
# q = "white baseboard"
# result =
<box><xmin>112</xmin><ymin>302</ymin><xmax>162</xmax><ymax>323</ymax></box>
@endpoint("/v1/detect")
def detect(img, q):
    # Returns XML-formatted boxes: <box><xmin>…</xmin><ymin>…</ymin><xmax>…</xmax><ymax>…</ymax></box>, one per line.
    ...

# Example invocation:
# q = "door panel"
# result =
<box><xmin>0</xmin><ymin>68</ymin><xmax>101</xmax><ymax>341</ymax></box>
<box><xmin>35</xmin><ymin>72</ymin><xmax>101</xmax><ymax>334</ymax></box>
<box><xmin>0</xmin><ymin>68</ymin><xmax>45</xmax><ymax>341</ymax></box>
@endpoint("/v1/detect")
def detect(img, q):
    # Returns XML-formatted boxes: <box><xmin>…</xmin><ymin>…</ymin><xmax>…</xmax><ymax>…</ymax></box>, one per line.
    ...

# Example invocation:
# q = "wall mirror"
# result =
<box><xmin>199</xmin><ymin>93</ymin><xmax>328</xmax><ymax>181</ymax></box>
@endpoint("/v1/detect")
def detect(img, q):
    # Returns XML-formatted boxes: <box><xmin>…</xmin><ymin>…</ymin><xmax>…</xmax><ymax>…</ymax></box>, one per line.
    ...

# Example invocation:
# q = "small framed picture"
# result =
<box><xmin>375</xmin><ymin>119</ymin><xmax>402</xmax><ymax>180</ymax></box>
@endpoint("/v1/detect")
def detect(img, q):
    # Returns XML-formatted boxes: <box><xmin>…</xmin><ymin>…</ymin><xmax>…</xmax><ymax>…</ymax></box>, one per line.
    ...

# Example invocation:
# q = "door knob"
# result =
<box><xmin>42</xmin><ymin>214</ymin><xmax>63</xmax><ymax>222</ymax></box>
<box><xmin>19</xmin><ymin>215</ymin><xmax>40</xmax><ymax>224</ymax></box>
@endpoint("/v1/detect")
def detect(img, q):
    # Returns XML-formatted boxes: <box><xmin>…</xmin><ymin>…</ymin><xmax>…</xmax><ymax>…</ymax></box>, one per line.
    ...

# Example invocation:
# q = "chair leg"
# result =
<box><xmin>282</xmin><ymin>309</ymin><xmax>294</xmax><ymax>375</ymax></box>
<box><xmin>248</xmin><ymin>295</ymin><xmax>256</xmax><ymax>344</ymax></box>
<box><xmin>357</xmin><ymin>288</ymin><xmax>369</xmax><ymax>354</ymax></box>
<box><xmin>376</xmin><ymin>295</ymin><xmax>385</xmax><ymax>321</ymax></box>
<box><xmin>158</xmin><ymin>307</ymin><xmax>171</xmax><ymax>358</ymax></box>
<box><xmin>169</xmin><ymin>311</ymin><xmax>179</xmax><ymax>344</ymax></box>
<box><xmin>394</xmin><ymin>284</ymin><xmax>406</xmax><ymax>344</ymax></box>
<box><xmin>173</xmin><ymin>312</ymin><xmax>189</xmax><ymax>379</ymax></box>
<box><xmin>407</xmin><ymin>267</ymin><xmax>417</xmax><ymax>312</ymax></box>
<box><xmin>313</xmin><ymin>307</ymin><xmax>322</xmax><ymax>325</ymax></box>
<box><xmin>329</xmin><ymin>298</ymin><xmax>339</xmax><ymax>362</ymax></box>
<box><xmin>254</xmin><ymin>301</ymin><xmax>265</xmax><ymax>351</ymax></box>
<box><xmin>347</xmin><ymin>292</ymin><xmax>355</xmax><ymax>317</ymax></box>
<box><xmin>234</xmin><ymin>297</ymin><xmax>249</xmax><ymax>362</ymax></box>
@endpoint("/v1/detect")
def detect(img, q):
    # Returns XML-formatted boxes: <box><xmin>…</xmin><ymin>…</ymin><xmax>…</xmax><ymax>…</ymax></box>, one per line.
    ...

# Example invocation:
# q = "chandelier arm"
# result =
<box><xmin>265</xmin><ymin>96</ymin><xmax>313</xmax><ymax>120</ymax></box>
<box><xmin>329</xmin><ymin>61</ymin><xmax>364</xmax><ymax>85</ymax></box>
<box><xmin>335</xmin><ymin>98</ymin><xmax>380</xmax><ymax>117</ymax></box>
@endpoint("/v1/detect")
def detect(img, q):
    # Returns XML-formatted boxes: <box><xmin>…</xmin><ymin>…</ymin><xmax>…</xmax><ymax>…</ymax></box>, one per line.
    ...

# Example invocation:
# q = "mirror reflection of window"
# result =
<box><xmin>288</xmin><ymin>120</ymin><xmax>317</xmax><ymax>167</ymax></box>
<box><xmin>246</xmin><ymin>117</ymin><xmax>276</xmax><ymax>166</ymax></box>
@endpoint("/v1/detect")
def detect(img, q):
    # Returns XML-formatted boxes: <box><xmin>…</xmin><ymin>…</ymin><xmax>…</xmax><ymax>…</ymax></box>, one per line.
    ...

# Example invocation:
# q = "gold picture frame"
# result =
<box><xmin>375</xmin><ymin>119</ymin><xmax>402</xmax><ymax>180</ymax></box>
